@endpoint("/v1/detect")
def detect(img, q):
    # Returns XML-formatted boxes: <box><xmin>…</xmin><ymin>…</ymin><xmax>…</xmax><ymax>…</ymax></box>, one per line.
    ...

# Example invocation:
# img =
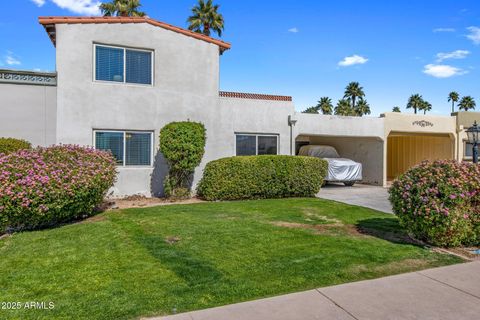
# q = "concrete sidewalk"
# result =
<box><xmin>149</xmin><ymin>262</ymin><xmax>480</xmax><ymax>320</ymax></box>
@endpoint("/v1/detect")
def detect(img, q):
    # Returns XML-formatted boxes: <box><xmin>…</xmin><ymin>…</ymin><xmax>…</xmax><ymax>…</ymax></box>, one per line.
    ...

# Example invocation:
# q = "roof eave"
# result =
<box><xmin>38</xmin><ymin>16</ymin><xmax>231</xmax><ymax>52</ymax></box>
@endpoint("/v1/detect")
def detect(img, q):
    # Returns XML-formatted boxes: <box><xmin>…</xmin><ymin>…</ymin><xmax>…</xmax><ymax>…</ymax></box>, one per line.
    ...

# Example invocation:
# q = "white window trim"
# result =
<box><xmin>234</xmin><ymin>133</ymin><xmax>279</xmax><ymax>156</ymax></box>
<box><xmin>93</xmin><ymin>43</ymin><xmax>154</xmax><ymax>87</ymax></box>
<box><xmin>93</xmin><ymin>129</ymin><xmax>154</xmax><ymax>167</ymax></box>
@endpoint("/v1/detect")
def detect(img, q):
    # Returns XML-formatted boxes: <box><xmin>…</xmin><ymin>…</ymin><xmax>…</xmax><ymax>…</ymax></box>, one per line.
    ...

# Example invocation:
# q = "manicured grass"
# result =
<box><xmin>0</xmin><ymin>198</ymin><xmax>462</xmax><ymax>319</ymax></box>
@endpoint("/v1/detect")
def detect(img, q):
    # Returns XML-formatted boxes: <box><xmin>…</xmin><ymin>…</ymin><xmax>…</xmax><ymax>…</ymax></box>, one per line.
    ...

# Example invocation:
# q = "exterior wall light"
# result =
<box><xmin>466</xmin><ymin>121</ymin><xmax>479</xmax><ymax>163</ymax></box>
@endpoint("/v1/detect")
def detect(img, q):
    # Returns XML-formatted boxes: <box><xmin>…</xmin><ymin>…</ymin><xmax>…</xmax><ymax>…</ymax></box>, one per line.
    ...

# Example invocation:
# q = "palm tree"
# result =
<box><xmin>344</xmin><ymin>82</ymin><xmax>365</xmax><ymax>110</ymax></box>
<box><xmin>419</xmin><ymin>100</ymin><xmax>432</xmax><ymax>115</ymax></box>
<box><xmin>448</xmin><ymin>91</ymin><xmax>459</xmax><ymax>114</ymax></box>
<box><xmin>355</xmin><ymin>98</ymin><xmax>371</xmax><ymax>116</ymax></box>
<box><xmin>458</xmin><ymin>96</ymin><xmax>476</xmax><ymax>111</ymax></box>
<box><xmin>335</xmin><ymin>99</ymin><xmax>354</xmax><ymax>116</ymax></box>
<box><xmin>302</xmin><ymin>106</ymin><xmax>319</xmax><ymax>114</ymax></box>
<box><xmin>392</xmin><ymin>106</ymin><xmax>401</xmax><ymax>113</ymax></box>
<box><xmin>100</xmin><ymin>0</ymin><xmax>145</xmax><ymax>17</ymax></box>
<box><xmin>316</xmin><ymin>97</ymin><xmax>333</xmax><ymax>115</ymax></box>
<box><xmin>187</xmin><ymin>0</ymin><xmax>225</xmax><ymax>37</ymax></box>
<box><xmin>406</xmin><ymin>94</ymin><xmax>423</xmax><ymax>114</ymax></box>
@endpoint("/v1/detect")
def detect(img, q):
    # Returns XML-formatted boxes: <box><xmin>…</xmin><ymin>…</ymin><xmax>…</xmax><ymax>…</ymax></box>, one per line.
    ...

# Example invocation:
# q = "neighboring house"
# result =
<box><xmin>0</xmin><ymin>16</ymin><xmax>479</xmax><ymax>196</ymax></box>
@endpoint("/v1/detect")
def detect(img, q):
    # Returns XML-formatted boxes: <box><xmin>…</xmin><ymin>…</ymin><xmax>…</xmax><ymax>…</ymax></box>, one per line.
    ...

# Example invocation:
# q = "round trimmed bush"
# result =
<box><xmin>197</xmin><ymin>155</ymin><xmax>328</xmax><ymax>201</ymax></box>
<box><xmin>0</xmin><ymin>145</ymin><xmax>117</xmax><ymax>233</ymax></box>
<box><xmin>0</xmin><ymin>137</ymin><xmax>31</xmax><ymax>155</ymax></box>
<box><xmin>389</xmin><ymin>160</ymin><xmax>480</xmax><ymax>247</ymax></box>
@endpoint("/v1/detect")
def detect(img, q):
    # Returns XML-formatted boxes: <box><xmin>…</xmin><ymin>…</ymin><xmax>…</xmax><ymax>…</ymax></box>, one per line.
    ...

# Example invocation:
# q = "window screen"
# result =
<box><xmin>95</xmin><ymin>131</ymin><xmax>124</xmax><ymax>165</ymax></box>
<box><xmin>126</xmin><ymin>132</ymin><xmax>152</xmax><ymax>165</ymax></box>
<box><xmin>126</xmin><ymin>50</ymin><xmax>152</xmax><ymax>85</ymax></box>
<box><xmin>258</xmin><ymin>136</ymin><xmax>278</xmax><ymax>155</ymax></box>
<box><xmin>95</xmin><ymin>46</ymin><xmax>124</xmax><ymax>82</ymax></box>
<box><xmin>236</xmin><ymin>135</ymin><xmax>256</xmax><ymax>156</ymax></box>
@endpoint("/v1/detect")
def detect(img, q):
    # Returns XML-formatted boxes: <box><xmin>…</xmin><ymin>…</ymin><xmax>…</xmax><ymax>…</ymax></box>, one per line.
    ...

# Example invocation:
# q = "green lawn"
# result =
<box><xmin>0</xmin><ymin>198</ymin><xmax>462</xmax><ymax>320</ymax></box>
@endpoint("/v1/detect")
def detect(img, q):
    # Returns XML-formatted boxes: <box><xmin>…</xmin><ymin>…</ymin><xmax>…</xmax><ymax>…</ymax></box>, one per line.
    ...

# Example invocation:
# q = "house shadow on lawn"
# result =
<box><xmin>355</xmin><ymin>217</ymin><xmax>421</xmax><ymax>246</ymax></box>
<box><xmin>134</xmin><ymin>233</ymin><xmax>224</xmax><ymax>286</ymax></box>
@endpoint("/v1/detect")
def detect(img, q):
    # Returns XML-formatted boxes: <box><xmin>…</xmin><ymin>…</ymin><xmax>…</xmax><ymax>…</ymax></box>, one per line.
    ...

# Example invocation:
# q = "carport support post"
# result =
<box><xmin>288</xmin><ymin>115</ymin><xmax>297</xmax><ymax>155</ymax></box>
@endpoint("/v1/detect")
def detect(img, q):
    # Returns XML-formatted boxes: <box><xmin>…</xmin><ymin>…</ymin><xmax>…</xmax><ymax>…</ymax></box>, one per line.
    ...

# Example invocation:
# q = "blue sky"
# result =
<box><xmin>1</xmin><ymin>1</ymin><xmax>479</xmax><ymax>115</ymax></box>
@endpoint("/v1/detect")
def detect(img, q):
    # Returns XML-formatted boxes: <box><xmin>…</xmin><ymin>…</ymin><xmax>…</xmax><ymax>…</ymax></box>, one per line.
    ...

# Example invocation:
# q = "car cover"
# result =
<box><xmin>298</xmin><ymin>145</ymin><xmax>362</xmax><ymax>181</ymax></box>
<box><xmin>323</xmin><ymin>158</ymin><xmax>362</xmax><ymax>182</ymax></box>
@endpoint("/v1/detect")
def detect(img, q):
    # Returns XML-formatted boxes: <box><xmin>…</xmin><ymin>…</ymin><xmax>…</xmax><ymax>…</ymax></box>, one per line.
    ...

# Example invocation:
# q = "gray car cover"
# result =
<box><xmin>298</xmin><ymin>145</ymin><xmax>362</xmax><ymax>182</ymax></box>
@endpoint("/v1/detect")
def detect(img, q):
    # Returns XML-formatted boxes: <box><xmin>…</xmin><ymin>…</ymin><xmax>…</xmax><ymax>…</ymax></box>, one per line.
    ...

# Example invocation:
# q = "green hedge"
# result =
<box><xmin>197</xmin><ymin>155</ymin><xmax>328</xmax><ymax>201</ymax></box>
<box><xmin>159</xmin><ymin>121</ymin><xmax>206</xmax><ymax>198</ymax></box>
<box><xmin>0</xmin><ymin>138</ymin><xmax>31</xmax><ymax>155</ymax></box>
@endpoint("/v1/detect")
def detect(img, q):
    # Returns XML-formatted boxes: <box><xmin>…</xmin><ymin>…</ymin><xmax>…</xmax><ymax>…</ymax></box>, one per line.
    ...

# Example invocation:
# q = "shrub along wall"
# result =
<box><xmin>389</xmin><ymin>160</ymin><xmax>480</xmax><ymax>247</ymax></box>
<box><xmin>160</xmin><ymin>121</ymin><xmax>206</xmax><ymax>198</ymax></box>
<box><xmin>0</xmin><ymin>145</ymin><xmax>117</xmax><ymax>233</ymax></box>
<box><xmin>197</xmin><ymin>155</ymin><xmax>328</xmax><ymax>201</ymax></box>
<box><xmin>0</xmin><ymin>137</ymin><xmax>31</xmax><ymax>155</ymax></box>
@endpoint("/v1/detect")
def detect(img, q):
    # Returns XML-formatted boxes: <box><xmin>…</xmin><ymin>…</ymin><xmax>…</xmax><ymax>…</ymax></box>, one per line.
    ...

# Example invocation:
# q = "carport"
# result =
<box><xmin>296</xmin><ymin>134</ymin><xmax>384</xmax><ymax>186</ymax></box>
<box><xmin>387</xmin><ymin>132</ymin><xmax>454</xmax><ymax>180</ymax></box>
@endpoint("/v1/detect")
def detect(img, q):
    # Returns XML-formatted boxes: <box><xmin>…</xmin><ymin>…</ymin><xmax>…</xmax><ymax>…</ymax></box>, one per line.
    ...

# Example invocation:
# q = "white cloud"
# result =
<box><xmin>50</xmin><ymin>0</ymin><xmax>101</xmax><ymax>15</ymax></box>
<box><xmin>423</xmin><ymin>64</ymin><xmax>467</xmax><ymax>78</ymax></box>
<box><xmin>5</xmin><ymin>51</ymin><xmax>21</xmax><ymax>66</ymax></box>
<box><xmin>436</xmin><ymin>49</ymin><xmax>470</xmax><ymax>62</ymax></box>
<box><xmin>338</xmin><ymin>54</ymin><xmax>368</xmax><ymax>67</ymax></box>
<box><xmin>288</xmin><ymin>27</ymin><xmax>299</xmax><ymax>33</ymax></box>
<box><xmin>433</xmin><ymin>28</ymin><xmax>455</xmax><ymax>33</ymax></box>
<box><xmin>31</xmin><ymin>0</ymin><xmax>46</xmax><ymax>7</ymax></box>
<box><xmin>466</xmin><ymin>26</ymin><xmax>480</xmax><ymax>44</ymax></box>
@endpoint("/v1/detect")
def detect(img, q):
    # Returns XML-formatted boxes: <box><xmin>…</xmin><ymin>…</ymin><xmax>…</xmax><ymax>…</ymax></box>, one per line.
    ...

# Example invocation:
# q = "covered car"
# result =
<box><xmin>298</xmin><ymin>145</ymin><xmax>362</xmax><ymax>186</ymax></box>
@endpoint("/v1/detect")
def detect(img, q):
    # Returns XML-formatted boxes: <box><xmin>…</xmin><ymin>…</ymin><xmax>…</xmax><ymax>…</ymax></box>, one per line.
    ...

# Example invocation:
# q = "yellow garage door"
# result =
<box><xmin>387</xmin><ymin>134</ymin><xmax>453</xmax><ymax>180</ymax></box>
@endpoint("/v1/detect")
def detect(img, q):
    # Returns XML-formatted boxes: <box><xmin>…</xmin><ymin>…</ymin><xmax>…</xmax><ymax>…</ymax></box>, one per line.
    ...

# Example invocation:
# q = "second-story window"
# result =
<box><xmin>94</xmin><ymin>44</ymin><xmax>153</xmax><ymax>85</ymax></box>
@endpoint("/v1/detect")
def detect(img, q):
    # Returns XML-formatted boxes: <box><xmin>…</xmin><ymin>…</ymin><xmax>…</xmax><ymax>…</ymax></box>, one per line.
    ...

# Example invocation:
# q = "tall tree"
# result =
<box><xmin>187</xmin><ymin>0</ymin><xmax>225</xmax><ymax>37</ymax></box>
<box><xmin>406</xmin><ymin>94</ymin><xmax>423</xmax><ymax>114</ymax></box>
<box><xmin>448</xmin><ymin>91</ymin><xmax>460</xmax><ymax>113</ymax></box>
<box><xmin>302</xmin><ymin>106</ymin><xmax>319</xmax><ymax>114</ymax></box>
<box><xmin>355</xmin><ymin>98</ymin><xmax>371</xmax><ymax>116</ymax></box>
<box><xmin>419</xmin><ymin>100</ymin><xmax>432</xmax><ymax>115</ymax></box>
<box><xmin>344</xmin><ymin>82</ymin><xmax>365</xmax><ymax>110</ymax></box>
<box><xmin>100</xmin><ymin>0</ymin><xmax>145</xmax><ymax>17</ymax></box>
<box><xmin>458</xmin><ymin>96</ymin><xmax>476</xmax><ymax>111</ymax></box>
<box><xmin>335</xmin><ymin>99</ymin><xmax>355</xmax><ymax>116</ymax></box>
<box><xmin>392</xmin><ymin>106</ymin><xmax>401</xmax><ymax>113</ymax></box>
<box><xmin>316</xmin><ymin>97</ymin><xmax>333</xmax><ymax>115</ymax></box>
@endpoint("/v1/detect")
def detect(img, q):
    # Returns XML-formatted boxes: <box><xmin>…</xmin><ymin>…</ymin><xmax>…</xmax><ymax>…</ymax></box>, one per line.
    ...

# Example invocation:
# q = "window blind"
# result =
<box><xmin>95</xmin><ymin>46</ymin><xmax>124</xmax><ymax>82</ymax></box>
<box><xmin>95</xmin><ymin>132</ymin><xmax>124</xmax><ymax>165</ymax></box>
<box><xmin>126</xmin><ymin>50</ymin><xmax>152</xmax><ymax>85</ymax></box>
<box><xmin>125</xmin><ymin>132</ymin><xmax>152</xmax><ymax>165</ymax></box>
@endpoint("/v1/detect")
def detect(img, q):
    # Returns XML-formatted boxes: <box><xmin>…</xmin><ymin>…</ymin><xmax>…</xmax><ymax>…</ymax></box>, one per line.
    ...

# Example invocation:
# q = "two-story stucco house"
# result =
<box><xmin>0</xmin><ymin>16</ymin><xmax>479</xmax><ymax>197</ymax></box>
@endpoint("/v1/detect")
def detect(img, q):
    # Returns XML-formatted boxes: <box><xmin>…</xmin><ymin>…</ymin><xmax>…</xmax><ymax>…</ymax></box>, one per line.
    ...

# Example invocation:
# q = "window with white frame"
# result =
<box><xmin>235</xmin><ymin>134</ymin><xmax>278</xmax><ymax>156</ymax></box>
<box><xmin>94</xmin><ymin>130</ymin><xmax>153</xmax><ymax>166</ymax></box>
<box><xmin>94</xmin><ymin>44</ymin><xmax>153</xmax><ymax>85</ymax></box>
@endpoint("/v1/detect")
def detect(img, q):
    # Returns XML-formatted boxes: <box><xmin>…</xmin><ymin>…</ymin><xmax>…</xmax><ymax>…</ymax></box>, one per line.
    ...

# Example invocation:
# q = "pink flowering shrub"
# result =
<box><xmin>0</xmin><ymin>145</ymin><xmax>117</xmax><ymax>233</ymax></box>
<box><xmin>389</xmin><ymin>160</ymin><xmax>480</xmax><ymax>247</ymax></box>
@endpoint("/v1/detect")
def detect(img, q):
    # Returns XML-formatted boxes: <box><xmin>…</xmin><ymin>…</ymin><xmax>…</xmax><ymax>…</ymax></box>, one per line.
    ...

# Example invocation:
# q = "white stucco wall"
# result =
<box><xmin>0</xmin><ymin>82</ymin><xmax>56</xmax><ymax>146</ymax></box>
<box><xmin>54</xmin><ymin>22</ymin><xmax>295</xmax><ymax>197</ymax></box>
<box><xmin>218</xmin><ymin>97</ymin><xmax>294</xmax><ymax>156</ymax></box>
<box><xmin>54</xmin><ymin>23</ymin><xmax>224</xmax><ymax>196</ymax></box>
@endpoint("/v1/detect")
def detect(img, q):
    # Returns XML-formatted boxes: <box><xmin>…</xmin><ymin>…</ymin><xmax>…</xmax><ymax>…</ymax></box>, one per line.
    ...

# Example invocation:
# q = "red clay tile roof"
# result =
<box><xmin>219</xmin><ymin>91</ymin><xmax>292</xmax><ymax>102</ymax></box>
<box><xmin>38</xmin><ymin>16</ymin><xmax>231</xmax><ymax>52</ymax></box>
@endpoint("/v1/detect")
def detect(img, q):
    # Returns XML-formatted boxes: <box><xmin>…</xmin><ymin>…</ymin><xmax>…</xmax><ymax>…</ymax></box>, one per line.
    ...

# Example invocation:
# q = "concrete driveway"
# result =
<box><xmin>317</xmin><ymin>183</ymin><xmax>393</xmax><ymax>214</ymax></box>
